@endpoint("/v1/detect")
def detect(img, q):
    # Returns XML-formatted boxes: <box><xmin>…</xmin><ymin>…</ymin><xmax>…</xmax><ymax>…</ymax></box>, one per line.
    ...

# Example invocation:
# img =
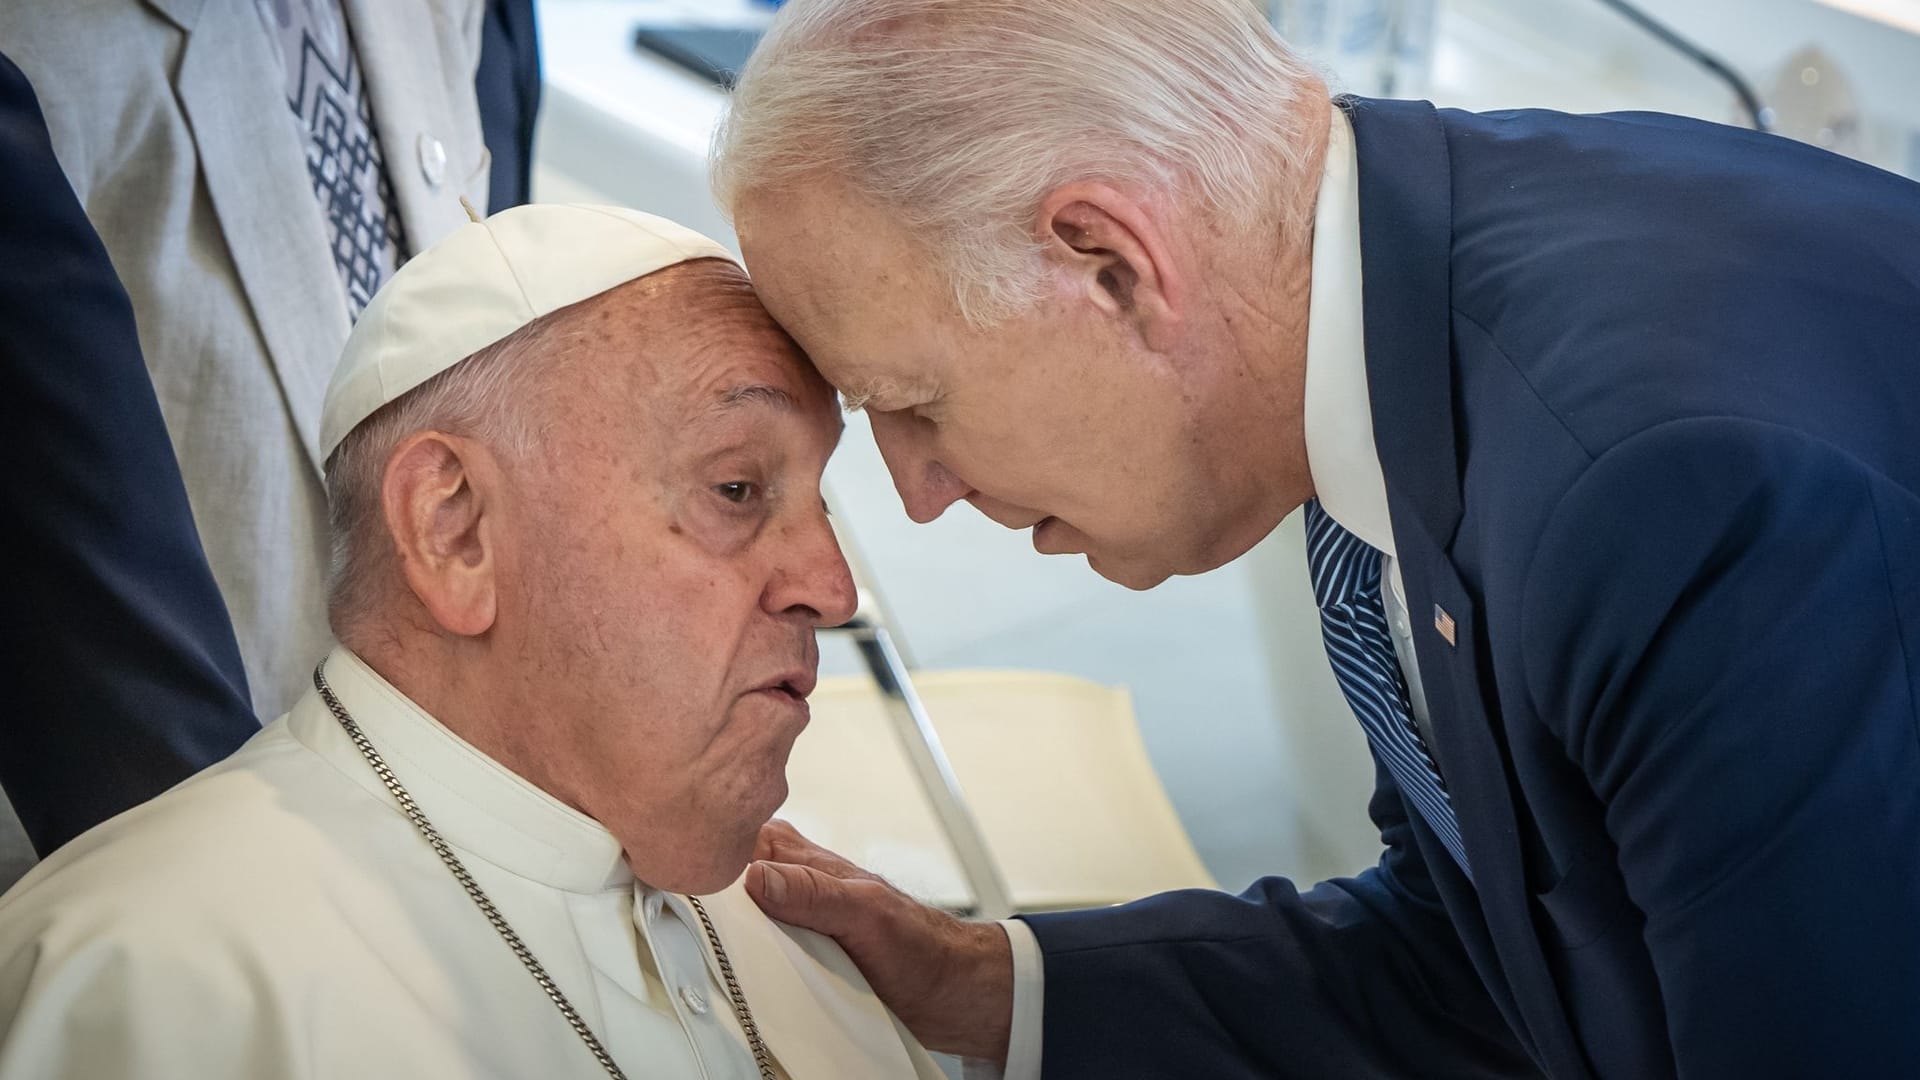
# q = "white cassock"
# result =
<box><xmin>0</xmin><ymin>648</ymin><xmax>944</xmax><ymax>1080</ymax></box>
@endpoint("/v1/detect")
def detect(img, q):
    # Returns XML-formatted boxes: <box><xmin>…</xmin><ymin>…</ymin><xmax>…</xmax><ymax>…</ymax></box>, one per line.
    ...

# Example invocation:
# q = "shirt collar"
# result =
<box><xmin>1301</xmin><ymin>105</ymin><xmax>1396</xmax><ymax>559</ymax></box>
<box><xmin>288</xmin><ymin>646</ymin><xmax>635</xmax><ymax>894</ymax></box>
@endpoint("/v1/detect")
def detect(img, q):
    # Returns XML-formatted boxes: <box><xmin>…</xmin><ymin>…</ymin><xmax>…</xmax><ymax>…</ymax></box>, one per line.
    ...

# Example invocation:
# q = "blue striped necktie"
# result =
<box><xmin>1303</xmin><ymin>499</ymin><xmax>1472</xmax><ymax>878</ymax></box>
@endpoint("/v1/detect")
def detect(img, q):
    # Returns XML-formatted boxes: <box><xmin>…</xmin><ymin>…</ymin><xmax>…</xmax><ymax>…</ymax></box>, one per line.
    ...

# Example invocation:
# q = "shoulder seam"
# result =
<box><xmin>1449</xmin><ymin>305</ymin><xmax>1598</xmax><ymax>463</ymax></box>
<box><xmin>1516</xmin><ymin>414</ymin><xmax>1905</xmax><ymax>724</ymax></box>
<box><xmin>1865</xmin><ymin>483</ymin><xmax>1920</xmax><ymax>749</ymax></box>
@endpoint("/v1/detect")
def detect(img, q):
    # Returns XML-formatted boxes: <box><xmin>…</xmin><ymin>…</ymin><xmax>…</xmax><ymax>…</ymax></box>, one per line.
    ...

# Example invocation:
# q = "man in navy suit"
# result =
<box><xmin>0</xmin><ymin>51</ymin><xmax>257</xmax><ymax>870</ymax></box>
<box><xmin>709</xmin><ymin>0</ymin><xmax>1920</xmax><ymax>1076</ymax></box>
<box><xmin>477</xmin><ymin>0</ymin><xmax>541</xmax><ymax>213</ymax></box>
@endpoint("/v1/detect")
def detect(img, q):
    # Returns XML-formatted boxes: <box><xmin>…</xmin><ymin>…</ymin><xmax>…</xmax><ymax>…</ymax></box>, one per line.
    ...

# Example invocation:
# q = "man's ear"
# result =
<box><xmin>380</xmin><ymin>432</ymin><xmax>500</xmax><ymax>637</ymax></box>
<box><xmin>1036</xmin><ymin>182</ymin><xmax>1183</xmax><ymax>348</ymax></box>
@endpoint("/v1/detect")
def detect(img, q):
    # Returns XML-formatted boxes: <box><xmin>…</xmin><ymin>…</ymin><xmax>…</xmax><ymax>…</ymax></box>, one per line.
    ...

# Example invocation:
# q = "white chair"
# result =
<box><xmin>779</xmin><ymin>670</ymin><xmax>1218</xmax><ymax>914</ymax></box>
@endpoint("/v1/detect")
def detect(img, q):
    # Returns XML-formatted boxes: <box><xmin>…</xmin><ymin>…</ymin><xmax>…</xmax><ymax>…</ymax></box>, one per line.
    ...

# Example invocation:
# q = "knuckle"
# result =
<box><xmin>789</xmin><ymin>866</ymin><xmax>827</xmax><ymax>906</ymax></box>
<box><xmin>806</xmin><ymin>865</ymin><xmax>856</xmax><ymax>910</ymax></box>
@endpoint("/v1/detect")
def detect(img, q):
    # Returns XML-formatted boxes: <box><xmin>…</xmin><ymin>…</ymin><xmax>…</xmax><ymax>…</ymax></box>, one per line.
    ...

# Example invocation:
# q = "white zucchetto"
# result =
<box><xmin>320</xmin><ymin>204</ymin><xmax>737</xmax><ymax>461</ymax></box>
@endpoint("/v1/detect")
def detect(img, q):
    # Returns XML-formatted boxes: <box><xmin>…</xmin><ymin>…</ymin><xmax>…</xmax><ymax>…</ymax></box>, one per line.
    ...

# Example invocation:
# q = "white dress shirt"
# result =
<box><xmin>991</xmin><ymin>104</ymin><xmax>1430</xmax><ymax>1080</ymax></box>
<box><xmin>0</xmin><ymin>648</ymin><xmax>941</xmax><ymax>1080</ymax></box>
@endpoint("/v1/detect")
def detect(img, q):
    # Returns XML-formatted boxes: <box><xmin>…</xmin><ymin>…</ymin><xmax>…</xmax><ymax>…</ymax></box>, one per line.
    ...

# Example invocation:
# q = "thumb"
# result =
<box><xmin>746</xmin><ymin>859</ymin><xmax>864</xmax><ymax>939</ymax></box>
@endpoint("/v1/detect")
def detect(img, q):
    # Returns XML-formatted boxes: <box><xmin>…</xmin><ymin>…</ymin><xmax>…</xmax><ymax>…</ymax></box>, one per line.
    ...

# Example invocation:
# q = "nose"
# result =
<box><xmin>765</xmin><ymin>503</ymin><xmax>859</xmax><ymax>629</ymax></box>
<box><xmin>868</xmin><ymin>410</ymin><xmax>972</xmax><ymax>524</ymax></box>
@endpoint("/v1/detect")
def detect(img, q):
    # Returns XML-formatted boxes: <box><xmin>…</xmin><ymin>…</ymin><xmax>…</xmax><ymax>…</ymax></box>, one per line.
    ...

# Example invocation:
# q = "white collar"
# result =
<box><xmin>1301</xmin><ymin>105</ymin><xmax>1396</xmax><ymax>559</ymax></box>
<box><xmin>288</xmin><ymin>646</ymin><xmax>634</xmax><ymax>894</ymax></box>
<box><xmin>288</xmin><ymin>651</ymin><xmax>929</xmax><ymax>1077</ymax></box>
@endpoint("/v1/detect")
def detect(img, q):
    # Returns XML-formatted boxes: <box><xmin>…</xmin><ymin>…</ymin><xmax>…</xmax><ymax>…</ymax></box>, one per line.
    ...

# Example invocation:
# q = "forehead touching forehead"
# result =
<box><xmin>546</xmin><ymin>260</ymin><xmax>842</xmax><ymax>452</ymax></box>
<box><xmin>664</xmin><ymin>263</ymin><xmax>838</xmax><ymax>431</ymax></box>
<box><xmin>738</xmin><ymin>184</ymin><xmax>963</xmax><ymax>407</ymax></box>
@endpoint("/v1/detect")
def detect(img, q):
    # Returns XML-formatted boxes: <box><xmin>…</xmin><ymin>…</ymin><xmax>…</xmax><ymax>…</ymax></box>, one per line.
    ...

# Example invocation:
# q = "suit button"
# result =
<box><xmin>417</xmin><ymin>133</ymin><xmax>448</xmax><ymax>189</ymax></box>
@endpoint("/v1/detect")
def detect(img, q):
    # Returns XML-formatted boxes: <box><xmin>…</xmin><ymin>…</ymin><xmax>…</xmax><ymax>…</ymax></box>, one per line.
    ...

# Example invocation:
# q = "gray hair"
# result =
<box><xmin>712</xmin><ymin>0</ymin><xmax>1323</xmax><ymax>324</ymax></box>
<box><xmin>324</xmin><ymin>313</ymin><xmax>575</xmax><ymax>636</ymax></box>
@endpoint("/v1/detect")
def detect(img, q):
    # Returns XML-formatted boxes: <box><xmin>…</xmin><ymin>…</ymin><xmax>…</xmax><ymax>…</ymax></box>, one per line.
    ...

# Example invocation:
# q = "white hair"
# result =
<box><xmin>712</xmin><ymin>0</ymin><xmax>1324</xmax><ymax>324</ymax></box>
<box><xmin>324</xmin><ymin>313</ymin><xmax>576</xmax><ymax>636</ymax></box>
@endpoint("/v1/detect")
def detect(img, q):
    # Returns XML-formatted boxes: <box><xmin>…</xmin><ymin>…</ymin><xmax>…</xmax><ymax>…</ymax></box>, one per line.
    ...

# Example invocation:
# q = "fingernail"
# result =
<box><xmin>756</xmin><ymin>861</ymin><xmax>787</xmax><ymax>904</ymax></box>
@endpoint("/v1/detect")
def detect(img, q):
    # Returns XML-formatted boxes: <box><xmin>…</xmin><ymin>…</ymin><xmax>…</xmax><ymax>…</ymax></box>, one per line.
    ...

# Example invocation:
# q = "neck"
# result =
<box><xmin>1198</xmin><ymin>107</ymin><xmax>1330</xmax><ymax>560</ymax></box>
<box><xmin>340</xmin><ymin>615</ymin><xmax>717</xmax><ymax>890</ymax></box>
<box><xmin>345</xmin><ymin>619</ymin><xmax>576</xmax><ymax>813</ymax></box>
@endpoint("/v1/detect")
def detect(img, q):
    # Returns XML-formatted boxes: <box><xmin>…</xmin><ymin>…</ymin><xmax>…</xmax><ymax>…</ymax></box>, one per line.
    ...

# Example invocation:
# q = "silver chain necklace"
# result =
<box><xmin>313</xmin><ymin>663</ymin><xmax>779</xmax><ymax>1080</ymax></box>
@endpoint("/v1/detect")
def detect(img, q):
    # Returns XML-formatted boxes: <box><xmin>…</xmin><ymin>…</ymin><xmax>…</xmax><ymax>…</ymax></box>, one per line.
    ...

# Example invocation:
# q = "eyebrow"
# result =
<box><xmin>710</xmin><ymin>382</ymin><xmax>846</xmax><ymax>435</ymax></box>
<box><xmin>715</xmin><ymin>384</ymin><xmax>797</xmax><ymax>413</ymax></box>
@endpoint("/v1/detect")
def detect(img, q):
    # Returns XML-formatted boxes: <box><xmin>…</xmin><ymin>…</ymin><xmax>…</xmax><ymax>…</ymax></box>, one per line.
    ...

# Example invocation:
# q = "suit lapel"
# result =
<box><xmin>140</xmin><ymin>0</ymin><xmax>201</xmax><ymax>32</ymax></box>
<box><xmin>1347</xmin><ymin>97</ymin><xmax>1590</xmax><ymax>1079</ymax></box>
<box><xmin>1401</xmin><ymin>524</ymin><xmax>1591</xmax><ymax>1078</ymax></box>
<box><xmin>344</xmin><ymin>0</ymin><xmax>489</xmax><ymax>250</ymax></box>
<box><xmin>160</xmin><ymin>0</ymin><xmax>346</xmax><ymax>480</ymax></box>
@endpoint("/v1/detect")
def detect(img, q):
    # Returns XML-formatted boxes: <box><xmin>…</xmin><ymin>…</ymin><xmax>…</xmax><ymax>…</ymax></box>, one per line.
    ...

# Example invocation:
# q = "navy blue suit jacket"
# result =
<box><xmin>0</xmin><ymin>53</ymin><xmax>257</xmax><ymax>856</ymax></box>
<box><xmin>477</xmin><ymin>0</ymin><xmax>541</xmax><ymax>213</ymax></box>
<box><xmin>1025</xmin><ymin>99</ymin><xmax>1920</xmax><ymax>1078</ymax></box>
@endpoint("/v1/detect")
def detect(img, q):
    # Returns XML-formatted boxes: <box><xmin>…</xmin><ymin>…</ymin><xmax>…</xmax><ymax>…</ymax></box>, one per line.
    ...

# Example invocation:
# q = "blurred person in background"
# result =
<box><xmin>478</xmin><ymin>0</ymin><xmax>541</xmax><ymax>213</ymax></box>
<box><xmin>0</xmin><ymin>0</ymin><xmax>493</xmax><ymax>721</ymax></box>
<box><xmin>0</xmin><ymin>0</ymin><xmax>542</xmax><ymax>878</ymax></box>
<box><xmin>0</xmin><ymin>49</ymin><xmax>256</xmax><ymax>890</ymax></box>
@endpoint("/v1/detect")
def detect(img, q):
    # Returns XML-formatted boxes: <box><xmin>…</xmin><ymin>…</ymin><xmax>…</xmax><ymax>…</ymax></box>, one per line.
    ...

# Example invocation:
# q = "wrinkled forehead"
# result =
<box><xmin>663</xmin><ymin>281</ymin><xmax>836</xmax><ymax>415</ymax></box>
<box><xmin>557</xmin><ymin>264</ymin><xmax>843</xmax><ymax>445</ymax></box>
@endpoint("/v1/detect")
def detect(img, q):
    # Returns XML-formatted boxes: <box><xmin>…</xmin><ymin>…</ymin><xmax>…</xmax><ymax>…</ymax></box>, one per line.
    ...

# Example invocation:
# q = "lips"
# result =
<box><xmin>754</xmin><ymin>668</ymin><xmax>817</xmax><ymax>704</ymax></box>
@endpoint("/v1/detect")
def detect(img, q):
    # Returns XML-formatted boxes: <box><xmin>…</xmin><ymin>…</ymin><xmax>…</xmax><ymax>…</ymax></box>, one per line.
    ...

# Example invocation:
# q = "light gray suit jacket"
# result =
<box><xmin>0</xmin><ymin>0</ymin><xmax>491</xmax><ymax>718</ymax></box>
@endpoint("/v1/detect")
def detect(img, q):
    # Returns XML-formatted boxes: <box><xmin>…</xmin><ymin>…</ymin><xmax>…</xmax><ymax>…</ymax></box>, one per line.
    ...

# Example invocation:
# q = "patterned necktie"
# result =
<box><xmin>1303</xmin><ymin>499</ymin><xmax>1472</xmax><ymax>878</ymax></box>
<box><xmin>255</xmin><ymin>0</ymin><xmax>408</xmax><ymax>320</ymax></box>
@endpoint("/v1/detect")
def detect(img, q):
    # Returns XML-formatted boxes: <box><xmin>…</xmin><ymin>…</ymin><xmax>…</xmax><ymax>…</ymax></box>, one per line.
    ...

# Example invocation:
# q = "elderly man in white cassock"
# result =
<box><xmin>0</xmin><ymin>204</ymin><xmax>945</xmax><ymax>1080</ymax></box>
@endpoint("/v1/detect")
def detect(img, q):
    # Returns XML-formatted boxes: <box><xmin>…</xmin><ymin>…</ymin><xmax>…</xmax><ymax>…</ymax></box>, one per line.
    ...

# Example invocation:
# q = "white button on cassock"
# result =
<box><xmin>680</xmin><ymin>985</ymin><xmax>710</xmax><ymax>1015</ymax></box>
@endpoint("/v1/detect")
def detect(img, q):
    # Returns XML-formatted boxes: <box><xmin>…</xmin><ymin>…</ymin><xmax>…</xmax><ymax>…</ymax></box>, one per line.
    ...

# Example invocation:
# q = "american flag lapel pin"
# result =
<box><xmin>1433</xmin><ymin>604</ymin><xmax>1458</xmax><ymax>648</ymax></box>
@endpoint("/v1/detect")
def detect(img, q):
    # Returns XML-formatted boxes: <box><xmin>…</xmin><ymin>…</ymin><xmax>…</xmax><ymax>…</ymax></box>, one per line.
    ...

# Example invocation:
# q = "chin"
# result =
<box><xmin>640</xmin><ymin>841</ymin><xmax>756</xmax><ymax>897</ymax></box>
<box><xmin>676</xmin><ymin>861</ymin><xmax>753</xmax><ymax>897</ymax></box>
<box><xmin>624</xmin><ymin>810</ymin><xmax>767</xmax><ymax>897</ymax></box>
<box><xmin>1087</xmin><ymin>553</ymin><xmax>1175</xmax><ymax>591</ymax></box>
<box><xmin>626</xmin><ymin>755</ymin><xmax>797</xmax><ymax>895</ymax></box>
